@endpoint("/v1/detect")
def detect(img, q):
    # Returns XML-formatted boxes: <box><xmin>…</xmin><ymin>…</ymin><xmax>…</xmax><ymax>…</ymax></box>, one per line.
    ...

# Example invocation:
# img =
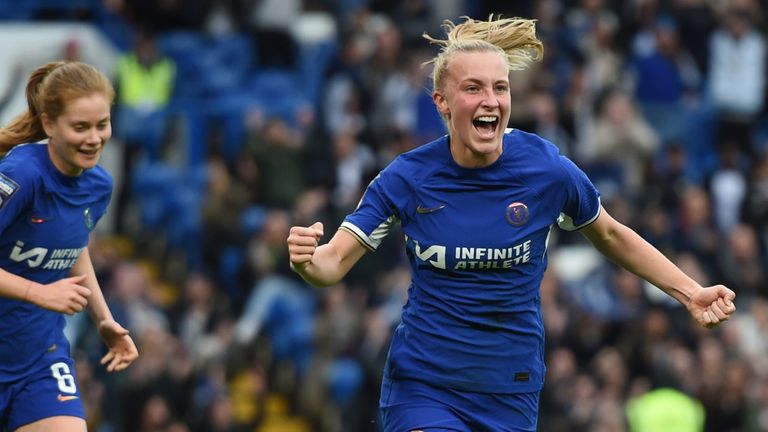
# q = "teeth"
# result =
<box><xmin>476</xmin><ymin>116</ymin><xmax>498</xmax><ymax>122</ymax></box>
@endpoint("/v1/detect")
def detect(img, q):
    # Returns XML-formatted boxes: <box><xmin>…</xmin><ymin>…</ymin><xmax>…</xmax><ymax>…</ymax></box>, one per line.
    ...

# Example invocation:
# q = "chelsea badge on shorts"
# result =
<box><xmin>506</xmin><ymin>202</ymin><xmax>529</xmax><ymax>226</ymax></box>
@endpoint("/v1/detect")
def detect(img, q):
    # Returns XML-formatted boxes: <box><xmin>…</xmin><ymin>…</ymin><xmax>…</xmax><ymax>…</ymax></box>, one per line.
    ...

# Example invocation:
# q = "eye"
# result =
<box><xmin>466</xmin><ymin>85</ymin><xmax>480</xmax><ymax>93</ymax></box>
<box><xmin>73</xmin><ymin>125</ymin><xmax>87</xmax><ymax>132</ymax></box>
<box><xmin>97</xmin><ymin>122</ymin><xmax>109</xmax><ymax>130</ymax></box>
<box><xmin>495</xmin><ymin>84</ymin><xmax>509</xmax><ymax>93</ymax></box>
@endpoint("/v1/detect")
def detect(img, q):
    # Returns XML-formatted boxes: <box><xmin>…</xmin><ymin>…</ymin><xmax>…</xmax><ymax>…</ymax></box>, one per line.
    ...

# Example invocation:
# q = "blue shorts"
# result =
<box><xmin>379</xmin><ymin>377</ymin><xmax>539</xmax><ymax>432</ymax></box>
<box><xmin>0</xmin><ymin>348</ymin><xmax>85</xmax><ymax>431</ymax></box>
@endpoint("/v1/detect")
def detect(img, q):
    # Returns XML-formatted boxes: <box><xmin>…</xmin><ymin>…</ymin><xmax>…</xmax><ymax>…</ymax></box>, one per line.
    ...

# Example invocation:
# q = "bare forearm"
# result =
<box><xmin>586</xmin><ymin>222</ymin><xmax>700</xmax><ymax>305</ymax></box>
<box><xmin>288</xmin><ymin>226</ymin><xmax>368</xmax><ymax>287</ymax></box>
<box><xmin>0</xmin><ymin>268</ymin><xmax>40</xmax><ymax>301</ymax></box>
<box><xmin>292</xmin><ymin>243</ymin><xmax>350</xmax><ymax>287</ymax></box>
<box><xmin>72</xmin><ymin>248</ymin><xmax>113</xmax><ymax>323</ymax></box>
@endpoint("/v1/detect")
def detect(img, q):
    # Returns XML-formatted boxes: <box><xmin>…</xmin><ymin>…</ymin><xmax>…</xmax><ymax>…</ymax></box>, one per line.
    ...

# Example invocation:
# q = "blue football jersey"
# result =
<box><xmin>0</xmin><ymin>143</ymin><xmax>112</xmax><ymax>383</ymax></box>
<box><xmin>342</xmin><ymin>130</ymin><xmax>600</xmax><ymax>393</ymax></box>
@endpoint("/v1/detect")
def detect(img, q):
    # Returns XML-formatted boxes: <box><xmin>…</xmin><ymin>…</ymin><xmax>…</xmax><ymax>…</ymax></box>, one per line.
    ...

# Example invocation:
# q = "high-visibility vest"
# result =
<box><xmin>117</xmin><ymin>53</ymin><xmax>175</xmax><ymax>109</ymax></box>
<box><xmin>626</xmin><ymin>387</ymin><xmax>705</xmax><ymax>432</ymax></box>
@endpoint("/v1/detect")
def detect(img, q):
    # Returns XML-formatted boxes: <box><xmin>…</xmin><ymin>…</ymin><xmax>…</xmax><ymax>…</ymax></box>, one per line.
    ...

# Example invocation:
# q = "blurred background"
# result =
<box><xmin>1</xmin><ymin>0</ymin><xmax>767</xmax><ymax>430</ymax></box>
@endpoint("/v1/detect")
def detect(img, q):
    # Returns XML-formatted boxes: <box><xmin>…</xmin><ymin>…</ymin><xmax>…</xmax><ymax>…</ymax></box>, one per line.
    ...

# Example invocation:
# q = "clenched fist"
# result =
<box><xmin>287</xmin><ymin>221</ymin><xmax>324</xmax><ymax>271</ymax></box>
<box><xmin>686</xmin><ymin>284</ymin><xmax>736</xmax><ymax>329</ymax></box>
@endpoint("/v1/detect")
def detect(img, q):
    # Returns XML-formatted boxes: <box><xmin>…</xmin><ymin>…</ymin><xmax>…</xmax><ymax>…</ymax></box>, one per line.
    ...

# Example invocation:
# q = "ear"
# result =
<box><xmin>433</xmin><ymin>91</ymin><xmax>450</xmax><ymax>116</ymax></box>
<box><xmin>40</xmin><ymin>113</ymin><xmax>55</xmax><ymax>138</ymax></box>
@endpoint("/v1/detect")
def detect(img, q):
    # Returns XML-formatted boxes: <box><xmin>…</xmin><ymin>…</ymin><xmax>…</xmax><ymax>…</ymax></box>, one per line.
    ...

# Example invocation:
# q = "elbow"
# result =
<box><xmin>293</xmin><ymin>265</ymin><xmax>342</xmax><ymax>288</ymax></box>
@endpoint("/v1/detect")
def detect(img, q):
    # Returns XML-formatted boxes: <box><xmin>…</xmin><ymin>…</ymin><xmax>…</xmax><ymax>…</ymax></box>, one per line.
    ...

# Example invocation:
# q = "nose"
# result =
<box><xmin>86</xmin><ymin>128</ymin><xmax>101</xmax><ymax>144</ymax></box>
<box><xmin>481</xmin><ymin>88</ymin><xmax>500</xmax><ymax>108</ymax></box>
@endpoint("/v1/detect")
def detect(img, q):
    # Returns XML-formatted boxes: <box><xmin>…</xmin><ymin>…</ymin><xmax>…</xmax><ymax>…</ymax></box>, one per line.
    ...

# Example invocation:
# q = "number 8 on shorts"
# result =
<box><xmin>50</xmin><ymin>362</ymin><xmax>77</xmax><ymax>394</ymax></box>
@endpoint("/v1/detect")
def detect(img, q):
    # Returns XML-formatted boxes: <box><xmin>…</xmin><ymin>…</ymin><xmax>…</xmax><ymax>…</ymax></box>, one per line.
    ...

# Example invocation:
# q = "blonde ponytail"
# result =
<box><xmin>423</xmin><ymin>16</ymin><xmax>544</xmax><ymax>93</ymax></box>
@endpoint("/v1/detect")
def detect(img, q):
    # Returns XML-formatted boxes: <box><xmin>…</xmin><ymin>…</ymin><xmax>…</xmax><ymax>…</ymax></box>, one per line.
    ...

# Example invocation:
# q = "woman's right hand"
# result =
<box><xmin>26</xmin><ymin>274</ymin><xmax>91</xmax><ymax>314</ymax></box>
<box><xmin>287</xmin><ymin>221</ymin><xmax>324</xmax><ymax>272</ymax></box>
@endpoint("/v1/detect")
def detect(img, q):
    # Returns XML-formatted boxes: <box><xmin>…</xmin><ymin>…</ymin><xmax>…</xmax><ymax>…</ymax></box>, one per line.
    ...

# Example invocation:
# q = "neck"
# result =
<box><xmin>449</xmin><ymin>136</ymin><xmax>503</xmax><ymax>168</ymax></box>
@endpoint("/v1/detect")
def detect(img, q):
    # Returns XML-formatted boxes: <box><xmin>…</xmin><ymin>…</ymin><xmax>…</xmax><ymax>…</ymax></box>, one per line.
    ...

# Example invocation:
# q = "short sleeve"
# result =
<box><xmin>340</xmin><ymin>164</ymin><xmax>407</xmax><ymax>250</ymax></box>
<box><xmin>555</xmin><ymin>155</ymin><xmax>601</xmax><ymax>231</ymax></box>
<box><xmin>0</xmin><ymin>164</ymin><xmax>33</xmax><ymax>237</ymax></box>
<box><xmin>89</xmin><ymin>170</ymin><xmax>114</xmax><ymax>229</ymax></box>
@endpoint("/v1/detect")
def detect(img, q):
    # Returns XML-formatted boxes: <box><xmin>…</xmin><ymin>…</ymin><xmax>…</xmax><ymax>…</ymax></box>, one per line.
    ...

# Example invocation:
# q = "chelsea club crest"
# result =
<box><xmin>84</xmin><ymin>208</ymin><xmax>93</xmax><ymax>230</ymax></box>
<box><xmin>506</xmin><ymin>202</ymin><xmax>529</xmax><ymax>226</ymax></box>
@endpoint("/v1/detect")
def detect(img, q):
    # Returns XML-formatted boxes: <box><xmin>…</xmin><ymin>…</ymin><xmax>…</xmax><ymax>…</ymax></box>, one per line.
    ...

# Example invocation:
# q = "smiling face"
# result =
<box><xmin>42</xmin><ymin>93</ymin><xmax>111</xmax><ymax>176</ymax></box>
<box><xmin>433</xmin><ymin>50</ymin><xmax>511</xmax><ymax>168</ymax></box>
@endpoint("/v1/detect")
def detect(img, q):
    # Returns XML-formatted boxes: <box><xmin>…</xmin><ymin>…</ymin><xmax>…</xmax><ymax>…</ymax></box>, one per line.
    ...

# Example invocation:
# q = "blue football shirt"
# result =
<box><xmin>0</xmin><ymin>143</ymin><xmax>112</xmax><ymax>383</ymax></box>
<box><xmin>342</xmin><ymin>129</ymin><xmax>601</xmax><ymax>393</ymax></box>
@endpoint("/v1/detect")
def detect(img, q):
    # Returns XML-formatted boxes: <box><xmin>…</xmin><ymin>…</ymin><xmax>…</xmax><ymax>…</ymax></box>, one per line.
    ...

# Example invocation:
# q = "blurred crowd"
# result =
<box><xmin>2</xmin><ymin>0</ymin><xmax>768</xmax><ymax>431</ymax></box>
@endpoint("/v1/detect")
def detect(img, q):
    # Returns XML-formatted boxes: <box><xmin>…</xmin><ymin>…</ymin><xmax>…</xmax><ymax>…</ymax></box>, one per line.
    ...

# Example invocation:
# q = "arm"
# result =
<box><xmin>580</xmin><ymin>206</ymin><xmax>736</xmax><ymax>327</ymax></box>
<box><xmin>287</xmin><ymin>222</ymin><xmax>368</xmax><ymax>287</ymax></box>
<box><xmin>72</xmin><ymin>247</ymin><xmax>112</xmax><ymax>324</ymax></box>
<box><xmin>72</xmin><ymin>247</ymin><xmax>139</xmax><ymax>371</ymax></box>
<box><xmin>0</xmin><ymin>268</ymin><xmax>48</xmax><ymax>302</ymax></box>
<box><xmin>0</xmin><ymin>268</ymin><xmax>90</xmax><ymax>315</ymax></box>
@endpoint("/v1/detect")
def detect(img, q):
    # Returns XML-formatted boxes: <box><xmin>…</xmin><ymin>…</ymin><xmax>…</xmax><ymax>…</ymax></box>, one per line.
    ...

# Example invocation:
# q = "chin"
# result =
<box><xmin>471</xmin><ymin>138</ymin><xmax>502</xmax><ymax>152</ymax></box>
<box><xmin>74</xmin><ymin>160</ymin><xmax>97</xmax><ymax>172</ymax></box>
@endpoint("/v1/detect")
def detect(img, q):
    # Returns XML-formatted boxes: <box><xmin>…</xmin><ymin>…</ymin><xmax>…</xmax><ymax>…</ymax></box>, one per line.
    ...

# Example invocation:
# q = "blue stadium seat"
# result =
<box><xmin>247</xmin><ymin>69</ymin><xmax>311</xmax><ymax>125</ymax></box>
<box><xmin>327</xmin><ymin>358</ymin><xmax>363</xmax><ymax>406</ymax></box>
<box><xmin>131</xmin><ymin>161</ymin><xmax>206</xmax><ymax>268</ymax></box>
<box><xmin>0</xmin><ymin>0</ymin><xmax>98</xmax><ymax>20</ymax></box>
<box><xmin>298</xmin><ymin>40</ymin><xmax>339</xmax><ymax>106</ymax></box>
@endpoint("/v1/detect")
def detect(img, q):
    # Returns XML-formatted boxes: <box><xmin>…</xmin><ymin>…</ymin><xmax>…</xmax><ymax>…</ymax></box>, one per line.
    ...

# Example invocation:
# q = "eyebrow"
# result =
<box><xmin>70</xmin><ymin>116</ymin><xmax>111</xmax><ymax>125</ymax></box>
<box><xmin>460</xmin><ymin>78</ymin><xmax>509</xmax><ymax>85</ymax></box>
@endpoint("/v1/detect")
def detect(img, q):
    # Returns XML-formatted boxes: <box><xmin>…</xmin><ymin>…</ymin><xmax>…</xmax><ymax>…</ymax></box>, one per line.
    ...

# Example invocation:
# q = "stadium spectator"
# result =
<box><xmin>112</xmin><ymin>30</ymin><xmax>176</xmax><ymax>233</ymax></box>
<box><xmin>708</xmin><ymin>4</ymin><xmax>766</xmax><ymax>155</ymax></box>
<box><xmin>588</xmin><ymin>87</ymin><xmax>660</xmax><ymax>196</ymax></box>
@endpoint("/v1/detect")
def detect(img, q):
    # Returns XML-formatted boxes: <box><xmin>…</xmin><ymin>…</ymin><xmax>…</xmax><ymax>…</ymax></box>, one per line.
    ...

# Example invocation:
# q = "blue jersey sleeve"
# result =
<box><xmin>555</xmin><ymin>155</ymin><xmax>601</xmax><ymax>231</ymax></box>
<box><xmin>87</xmin><ymin>167</ymin><xmax>113</xmax><ymax>228</ymax></box>
<box><xmin>340</xmin><ymin>161</ymin><xmax>411</xmax><ymax>250</ymax></box>
<box><xmin>0</xmin><ymin>163</ymin><xmax>34</xmax><ymax>237</ymax></box>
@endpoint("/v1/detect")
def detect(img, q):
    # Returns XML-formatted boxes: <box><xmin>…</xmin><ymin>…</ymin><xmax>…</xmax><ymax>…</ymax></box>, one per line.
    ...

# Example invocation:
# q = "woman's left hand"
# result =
<box><xmin>97</xmin><ymin>319</ymin><xmax>139</xmax><ymax>372</ymax></box>
<box><xmin>687</xmin><ymin>285</ymin><xmax>737</xmax><ymax>329</ymax></box>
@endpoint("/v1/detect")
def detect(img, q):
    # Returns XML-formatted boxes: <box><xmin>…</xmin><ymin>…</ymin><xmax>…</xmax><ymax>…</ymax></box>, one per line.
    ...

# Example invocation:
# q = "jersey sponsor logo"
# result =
<box><xmin>9</xmin><ymin>242</ymin><xmax>84</xmax><ymax>270</ymax></box>
<box><xmin>453</xmin><ymin>240</ymin><xmax>531</xmax><ymax>270</ymax></box>
<box><xmin>416</xmin><ymin>204</ymin><xmax>446</xmax><ymax>214</ymax></box>
<box><xmin>30</xmin><ymin>216</ymin><xmax>46</xmax><ymax>223</ymax></box>
<box><xmin>413</xmin><ymin>239</ymin><xmax>532</xmax><ymax>271</ymax></box>
<box><xmin>57</xmin><ymin>394</ymin><xmax>79</xmax><ymax>402</ymax></box>
<box><xmin>0</xmin><ymin>172</ymin><xmax>19</xmax><ymax>209</ymax></box>
<box><xmin>506</xmin><ymin>202</ymin><xmax>529</xmax><ymax>226</ymax></box>
<box><xmin>413</xmin><ymin>240</ymin><xmax>446</xmax><ymax>269</ymax></box>
<box><xmin>10</xmin><ymin>241</ymin><xmax>47</xmax><ymax>267</ymax></box>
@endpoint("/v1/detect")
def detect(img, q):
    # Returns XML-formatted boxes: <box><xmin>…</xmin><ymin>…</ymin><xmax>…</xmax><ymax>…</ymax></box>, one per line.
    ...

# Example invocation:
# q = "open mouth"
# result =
<box><xmin>78</xmin><ymin>146</ymin><xmax>101</xmax><ymax>156</ymax></box>
<box><xmin>77</xmin><ymin>149</ymin><xmax>101</xmax><ymax>160</ymax></box>
<box><xmin>472</xmin><ymin>116</ymin><xmax>499</xmax><ymax>138</ymax></box>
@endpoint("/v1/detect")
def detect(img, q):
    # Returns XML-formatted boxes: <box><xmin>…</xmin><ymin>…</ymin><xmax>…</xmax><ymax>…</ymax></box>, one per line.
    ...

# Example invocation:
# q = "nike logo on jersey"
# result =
<box><xmin>416</xmin><ymin>204</ymin><xmax>446</xmax><ymax>214</ymax></box>
<box><xmin>57</xmin><ymin>394</ymin><xmax>79</xmax><ymax>402</ymax></box>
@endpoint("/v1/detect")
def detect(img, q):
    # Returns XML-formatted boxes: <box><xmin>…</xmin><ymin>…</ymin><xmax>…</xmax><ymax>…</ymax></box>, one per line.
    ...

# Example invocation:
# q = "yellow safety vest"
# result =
<box><xmin>117</xmin><ymin>53</ymin><xmax>175</xmax><ymax>109</ymax></box>
<box><xmin>626</xmin><ymin>387</ymin><xmax>705</xmax><ymax>432</ymax></box>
